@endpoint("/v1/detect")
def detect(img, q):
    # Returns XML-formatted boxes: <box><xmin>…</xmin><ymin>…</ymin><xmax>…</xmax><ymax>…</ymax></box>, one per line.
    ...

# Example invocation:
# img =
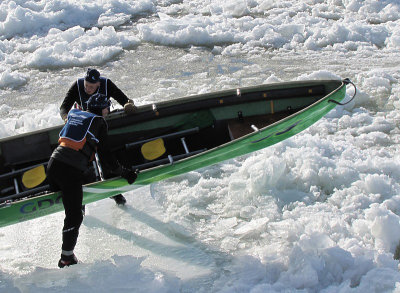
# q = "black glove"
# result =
<box><xmin>124</xmin><ymin>99</ymin><xmax>137</xmax><ymax>115</ymax></box>
<box><xmin>121</xmin><ymin>167</ymin><xmax>139</xmax><ymax>184</ymax></box>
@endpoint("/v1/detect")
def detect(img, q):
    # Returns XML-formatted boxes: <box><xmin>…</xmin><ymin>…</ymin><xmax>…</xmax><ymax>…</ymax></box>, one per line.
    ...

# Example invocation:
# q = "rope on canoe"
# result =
<box><xmin>328</xmin><ymin>78</ymin><xmax>356</xmax><ymax>106</ymax></box>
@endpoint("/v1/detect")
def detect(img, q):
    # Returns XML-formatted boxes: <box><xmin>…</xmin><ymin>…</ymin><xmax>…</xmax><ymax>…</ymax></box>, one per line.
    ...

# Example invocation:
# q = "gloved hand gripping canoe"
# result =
<box><xmin>123</xmin><ymin>99</ymin><xmax>137</xmax><ymax>115</ymax></box>
<box><xmin>121</xmin><ymin>167</ymin><xmax>139</xmax><ymax>184</ymax></box>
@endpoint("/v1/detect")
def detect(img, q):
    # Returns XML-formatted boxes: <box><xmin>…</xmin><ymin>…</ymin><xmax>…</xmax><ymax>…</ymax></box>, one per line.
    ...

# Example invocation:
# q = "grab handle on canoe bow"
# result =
<box><xmin>328</xmin><ymin>78</ymin><xmax>356</xmax><ymax>106</ymax></box>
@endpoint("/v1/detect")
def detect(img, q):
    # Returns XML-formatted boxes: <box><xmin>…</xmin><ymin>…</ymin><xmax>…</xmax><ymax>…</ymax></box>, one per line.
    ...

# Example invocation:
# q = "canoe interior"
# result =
<box><xmin>0</xmin><ymin>80</ymin><xmax>342</xmax><ymax>202</ymax></box>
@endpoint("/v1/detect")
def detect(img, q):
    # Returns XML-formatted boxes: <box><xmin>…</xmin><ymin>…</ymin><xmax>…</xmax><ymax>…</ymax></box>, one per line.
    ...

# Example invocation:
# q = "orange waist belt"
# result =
<box><xmin>59</xmin><ymin>137</ymin><xmax>96</xmax><ymax>161</ymax></box>
<box><xmin>59</xmin><ymin>137</ymin><xmax>86</xmax><ymax>151</ymax></box>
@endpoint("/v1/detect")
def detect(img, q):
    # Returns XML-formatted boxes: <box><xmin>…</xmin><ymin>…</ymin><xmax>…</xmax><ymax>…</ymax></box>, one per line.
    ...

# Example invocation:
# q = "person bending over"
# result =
<box><xmin>47</xmin><ymin>93</ymin><xmax>138</xmax><ymax>268</ymax></box>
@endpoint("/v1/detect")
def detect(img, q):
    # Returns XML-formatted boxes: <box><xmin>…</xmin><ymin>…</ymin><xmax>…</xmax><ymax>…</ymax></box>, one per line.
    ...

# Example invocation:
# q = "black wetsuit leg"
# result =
<box><xmin>47</xmin><ymin>158</ymin><xmax>84</xmax><ymax>252</ymax></box>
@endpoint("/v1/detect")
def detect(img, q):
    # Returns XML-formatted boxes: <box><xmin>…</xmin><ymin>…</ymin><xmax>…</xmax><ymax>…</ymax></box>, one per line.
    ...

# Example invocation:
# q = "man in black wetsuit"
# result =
<box><xmin>60</xmin><ymin>68</ymin><xmax>135</xmax><ymax>205</ymax></box>
<box><xmin>47</xmin><ymin>93</ymin><xmax>138</xmax><ymax>268</ymax></box>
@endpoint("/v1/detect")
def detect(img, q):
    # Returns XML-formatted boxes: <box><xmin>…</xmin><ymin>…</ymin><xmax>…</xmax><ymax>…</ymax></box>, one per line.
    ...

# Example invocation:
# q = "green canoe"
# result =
<box><xmin>0</xmin><ymin>79</ymin><xmax>354</xmax><ymax>228</ymax></box>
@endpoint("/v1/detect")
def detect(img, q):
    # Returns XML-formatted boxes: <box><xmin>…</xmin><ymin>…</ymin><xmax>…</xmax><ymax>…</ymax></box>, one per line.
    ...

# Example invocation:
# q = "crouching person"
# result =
<box><xmin>47</xmin><ymin>93</ymin><xmax>138</xmax><ymax>268</ymax></box>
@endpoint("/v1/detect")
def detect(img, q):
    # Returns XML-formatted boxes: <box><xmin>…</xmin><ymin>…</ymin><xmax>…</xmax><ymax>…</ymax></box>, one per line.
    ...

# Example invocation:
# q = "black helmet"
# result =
<box><xmin>85</xmin><ymin>68</ymin><xmax>100</xmax><ymax>83</ymax></box>
<box><xmin>87</xmin><ymin>93</ymin><xmax>110</xmax><ymax>116</ymax></box>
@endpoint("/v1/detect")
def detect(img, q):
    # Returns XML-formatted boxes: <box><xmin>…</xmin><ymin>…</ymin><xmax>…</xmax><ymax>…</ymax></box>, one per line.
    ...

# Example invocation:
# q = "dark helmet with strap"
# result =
<box><xmin>87</xmin><ymin>93</ymin><xmax>110</xmax><ymax>116</ymax></box>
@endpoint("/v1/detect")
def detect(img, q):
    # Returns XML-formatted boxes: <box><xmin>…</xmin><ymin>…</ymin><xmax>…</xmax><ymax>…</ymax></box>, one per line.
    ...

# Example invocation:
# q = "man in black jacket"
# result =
<box><xmin>47</xmin><ymin>93</ymin><xmax>138</xmax><ymax>268</ymax></box>
<box><xmin>60</xmin><ymin>68</ymin><xmax>135</xmax><ymax>205</ymax></box>
<box><xmin>60</xmin><ymin>68</ymin><xmax>136</xmax><ymax>121</ymax></box>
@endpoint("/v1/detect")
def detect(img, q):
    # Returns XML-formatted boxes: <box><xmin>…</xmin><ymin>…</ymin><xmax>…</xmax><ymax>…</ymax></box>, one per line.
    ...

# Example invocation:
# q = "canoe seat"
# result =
<box><xmin>126</xmin><ymin>127</ymin><xmax>200</xmax><ymax>161</ymax></box>
<box><xmin>124</xmin><ymin>127</ymin><xmax>207</xmax><ymax>170</ymax></box>
<box><xmin>1</xmin><ymin>132</ymin><xmax>52</xmax><ymax>195</ymax></box>
<box><xmin>125</xmin><ymin>127</ymin><xmax>199</xmax><ymax>149</ymax></box>
<box><xmin>227</xmin><ymin>113</ymin><xmax>288</xmax><ymax>140</ymax></box>
<box><xmin>131</xmin><ymin>148</ymin><xmax>207</xmax><ymax>171</ymax></box>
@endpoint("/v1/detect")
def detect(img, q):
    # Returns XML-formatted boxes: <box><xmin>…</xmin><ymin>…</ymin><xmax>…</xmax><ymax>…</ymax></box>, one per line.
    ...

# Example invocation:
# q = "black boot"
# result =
<box><xmin>111</xmin><ymin>194</ymin><xmax>126</xmax><ymax>206</ymax></box>
<box><xmin>58</xmin><ymin>253</ymin><xmax>78</xmax><ymax>268</ymax></box>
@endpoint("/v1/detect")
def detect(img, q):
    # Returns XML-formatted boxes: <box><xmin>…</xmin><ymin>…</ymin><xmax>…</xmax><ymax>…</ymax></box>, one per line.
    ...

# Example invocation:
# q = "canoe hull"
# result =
<box><xmin>0</xmin><ymin>80</ymin><xmax>347</xmax><ymax>228</ymax></box>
